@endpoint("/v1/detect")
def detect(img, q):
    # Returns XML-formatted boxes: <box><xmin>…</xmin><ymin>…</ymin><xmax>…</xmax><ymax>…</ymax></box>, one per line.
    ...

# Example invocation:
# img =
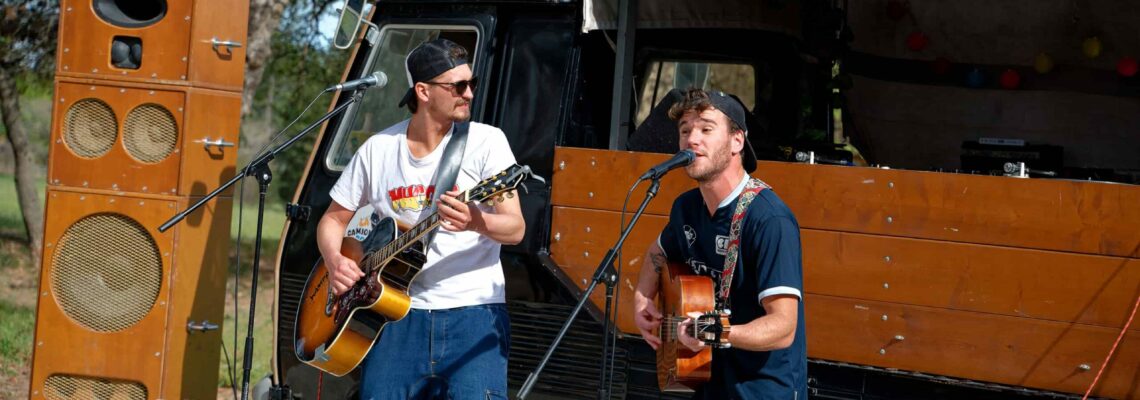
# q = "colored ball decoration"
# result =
<box><xmin>906</xmin><ymin>32</ymin><xmax>929</xmax><ymax>52</ymax></box>
<box><xmin>1117</xmin><ymin>56</ymin><xmax>1138</xmax><ymax>77</ymax></box>
<box><xmin>999</xmin><ymin>69</ymin><xmax>1021</xmax><ymax>89</ymax></box>
<box><xmin>886</xmin><ymin>0</ymin><xmax>909</xmax><ymax>21</ymax></box>
<box><xmin>931</xmin><ymin>57</ymin><xmax>952</xmax><ymax>76</ymax></box>
<box><xmin>1082</xmin><ymin>36</ymin><xmax>1102</xmax><ymax>59</ymax></box>
<box><xmin>1033</xmin><ymin>53</ymin><xmax>1054</xmax><ymax>74</ymax></box>
<box><xmin>966</xmin><ymin>68</ymin><xmax>986</xmax><ymax>88</ymax></box>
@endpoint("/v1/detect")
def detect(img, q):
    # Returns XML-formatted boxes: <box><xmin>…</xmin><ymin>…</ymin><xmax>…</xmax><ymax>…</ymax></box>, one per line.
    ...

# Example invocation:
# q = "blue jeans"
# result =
<box><xmin>359</xmin><ymin>304</ymin><xmax>510</xmax><ymax>400</ymax></box>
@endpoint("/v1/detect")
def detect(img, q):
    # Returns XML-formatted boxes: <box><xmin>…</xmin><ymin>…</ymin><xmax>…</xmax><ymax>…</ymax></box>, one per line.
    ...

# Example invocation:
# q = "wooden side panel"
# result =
<box><xmin>162</xmin><ymin>196</ymin><xmax>232</xmax><ymax>400</ymax></box>
<box><xmin>806</xmin><ymin>294</ymin><xmax>1140</xmax><ymax>399</ymax></box>
<box><xmin>803</xmin><ymin>230</ymin><xmax>1140</xmax><ymax>330</ymax></box>
<box><xmin>187</xmin><ymin>0</ymin><xmax>250</xmax><ymax>91</ymax></box>
<box><xmin>551</xmin><ymin>147</ymin><xmax>1140</xmax><ymax>258</ymax></box>
<box><xmin>179</xmin><ymin>88</ymin><xmax>241</xmax><ymax>196</ymax></box>
<box><xmin>547</xmin><ymin>206</ymin><xmax>668</xmax><ymax>334</ymax></box>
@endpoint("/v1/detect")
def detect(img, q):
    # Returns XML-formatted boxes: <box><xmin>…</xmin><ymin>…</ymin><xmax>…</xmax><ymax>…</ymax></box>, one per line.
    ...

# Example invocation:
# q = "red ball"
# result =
<box><xmin>999</xmin><ymin>68</ymin><xmax>1020</xmax><ymax>89</ymax></box>
<box><xmin>886</xmin><ymin>0</ymin><xmax>908</xmax><ymax>21</ymax></box>
<box><xmin>906</xmin><ymin>32</ymin><xmax>929</xmax><ymax>52</ymax></box>
<box><xmin>1118</xmin><ymin>56</ymin><xmax>1138</xmax><ymax>77</ymax></box>
<box><xmin>931</xmin><ymin>57</ymin><xmax>952</xmax><ymax>76</ymax></box>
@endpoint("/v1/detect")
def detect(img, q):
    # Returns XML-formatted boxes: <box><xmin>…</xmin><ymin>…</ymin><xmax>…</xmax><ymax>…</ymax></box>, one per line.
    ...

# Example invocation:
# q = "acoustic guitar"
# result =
<box><xmin>293</xmin><ymin>164</ymin><xmax>536</xmax><ymax>376</ymax></box>
<box><xmin>657</xmin><ymin>262</ymin><xmax>731</xmax><ymax>392</ymax></box>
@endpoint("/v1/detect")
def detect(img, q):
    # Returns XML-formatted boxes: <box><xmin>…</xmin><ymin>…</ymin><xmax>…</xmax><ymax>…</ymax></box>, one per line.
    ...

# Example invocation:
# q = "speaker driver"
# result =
<box><xmin>44</xmin><ymin>374</ymin><xmax>147</xmax><ymax>400</ymax></box>
<box><xmin>63</xmin><ymin>99</ymin><xmax>117</xmax><ymax>159</ymax></box>
<box><xmin>51</xmin><ymin>213</ymin><xmax>162</xmax><ymax>332</ymax></box>
<box><xmin>123</xmin><ymin>103</ymin><xmax>177</xmax><ymax>163</ymax></box>
<box><xmin>93</xmin><ymin>0</ymin><xmax>167</xmax><ymax>28</ymax></box>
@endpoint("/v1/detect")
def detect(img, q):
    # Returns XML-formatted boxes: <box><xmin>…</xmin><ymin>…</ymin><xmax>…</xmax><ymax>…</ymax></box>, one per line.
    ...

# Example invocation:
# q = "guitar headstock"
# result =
<box><xmin>692</xmin><ymin>310</ymin><xmax>732</xmax><ymax>349</ymax></box>
<box><xmin>466</xmin><ymin>164</ymin><xmax>541</xmax><ymax>205</ymax></box>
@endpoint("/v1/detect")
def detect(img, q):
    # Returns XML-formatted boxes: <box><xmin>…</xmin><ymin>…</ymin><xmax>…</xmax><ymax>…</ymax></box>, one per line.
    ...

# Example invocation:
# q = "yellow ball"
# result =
<box><xmin>1034</xmin><ymin>52</ymin><xmax>1054</xmax><ymax>74</ymax></box>
<box><xmin>1082</xmin><ymin>37</ymin><xmax>1102</xmax><ymax>58</ymax></box>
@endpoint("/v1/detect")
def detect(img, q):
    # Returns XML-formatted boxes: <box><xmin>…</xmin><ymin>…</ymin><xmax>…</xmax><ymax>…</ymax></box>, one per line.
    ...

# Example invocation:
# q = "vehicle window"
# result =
<box><xmin>326</xmin><ymin>25</ymin><xmax>479</xmax><ymax>170</ymax></box>
<box><xmin>635</xmin><ymin>61</ymin><xmax>759</xmax><ymax>126</ymax></box>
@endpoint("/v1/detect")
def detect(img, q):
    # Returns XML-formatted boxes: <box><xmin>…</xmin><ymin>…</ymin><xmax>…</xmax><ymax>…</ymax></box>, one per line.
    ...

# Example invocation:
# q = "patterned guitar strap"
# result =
<box><xmin>717</xmin><ymin>177</ymin><xmax>771</xmax><ymax>311</ymax></box>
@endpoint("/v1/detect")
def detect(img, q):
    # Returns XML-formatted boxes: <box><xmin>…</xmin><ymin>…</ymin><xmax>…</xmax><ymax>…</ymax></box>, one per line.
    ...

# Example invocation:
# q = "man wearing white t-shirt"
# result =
<box><xmin>316</xmin><ymin>38</ymin><xmax>524</xmax><ymax>399</ymax></box>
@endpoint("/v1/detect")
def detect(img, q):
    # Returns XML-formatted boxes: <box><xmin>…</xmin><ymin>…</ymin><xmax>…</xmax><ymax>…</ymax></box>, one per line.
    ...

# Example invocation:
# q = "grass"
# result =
<box><xmin>0</xmin><ymin>300</ymin><xmax>34</xmax><ymax>377</ymax></box>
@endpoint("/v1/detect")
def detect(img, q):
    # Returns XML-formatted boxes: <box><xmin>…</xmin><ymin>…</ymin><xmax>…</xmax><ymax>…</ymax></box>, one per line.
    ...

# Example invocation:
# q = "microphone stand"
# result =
<box><xmin>518</xmin><ymin>177</ymin><xmax>662</xmax><ymax>400</ymax></box>
<box><xmin>159</xmin><ymin>90</ymin><xmax>364</xmax><ymax>400</ymax></box>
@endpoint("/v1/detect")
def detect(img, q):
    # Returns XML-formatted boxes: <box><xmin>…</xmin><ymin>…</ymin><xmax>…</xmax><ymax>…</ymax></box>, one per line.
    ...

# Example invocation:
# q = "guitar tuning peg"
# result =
<box><xmin>505</xmin><ymin>191</ymin><xmax>514</xmax><ymax>199</ymax></box>
<box><xmin>486</xmin><ymin>200</ymin><xmax>495</xmax><ymax>207</ymax></box>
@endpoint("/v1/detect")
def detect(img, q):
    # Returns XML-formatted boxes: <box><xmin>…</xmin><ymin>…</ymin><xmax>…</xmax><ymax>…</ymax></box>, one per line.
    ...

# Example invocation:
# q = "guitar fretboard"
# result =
<box><xmin>358</xmin><ymin>190</ymin><xmax>472</xmax><ymax>274</ymax></box>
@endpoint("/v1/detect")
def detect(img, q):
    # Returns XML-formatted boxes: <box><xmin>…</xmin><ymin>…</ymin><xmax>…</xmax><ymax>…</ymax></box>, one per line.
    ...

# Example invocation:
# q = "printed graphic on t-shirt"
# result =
<box><xmin>388</xmin><ymin>184</ymin><xmax>438</xmax><ymax>212</ymax></box>
<box><xmin>684</xmin><ymin>225</ymin><xmax>696</xmax><ymax>248</ymax></box>
<box><xmin>715</xmin><ymin>235</ymin><xmax>729</xmax><ymax>255</ymax></box>
<box><xmin>686</xmin><ymin>257</ymin><xmax>721</xmax><ymax>280</ymax></box>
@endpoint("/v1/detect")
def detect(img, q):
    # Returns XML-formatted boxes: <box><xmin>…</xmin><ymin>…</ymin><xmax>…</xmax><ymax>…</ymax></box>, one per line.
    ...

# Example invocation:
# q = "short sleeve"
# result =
<box><xmin>480</xmin><ymin>127</ymin><xmax>517</xmax><ymax>180</ymax></box>
<box><xmin>749</xmin><ymin>215</ymin><xmax>803</xmax><ymax>302</ymax></box>
<box><xmin>329</xmin><ymin>142</ymin><xmax>372</xmax><ymax>212</ymax></box>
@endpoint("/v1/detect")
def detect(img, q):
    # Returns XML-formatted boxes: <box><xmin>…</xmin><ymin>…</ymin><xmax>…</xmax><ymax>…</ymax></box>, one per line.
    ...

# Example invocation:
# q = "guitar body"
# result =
<box><xmin>657</xmin><ymin>262</ymin><xmax>716</xmax><ymax>392</ymax></box>
<box><xmin>293</xmin><ymin>216</ymin><xmax>426</xmax><ymax>376</ymax></box>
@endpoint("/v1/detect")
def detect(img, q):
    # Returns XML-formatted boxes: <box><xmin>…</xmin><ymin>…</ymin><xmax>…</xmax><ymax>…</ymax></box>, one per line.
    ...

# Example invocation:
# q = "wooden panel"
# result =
<box><xmin>552</xmin><ymin>146</ymin><xmax>1140</xmax><ymax>258</ymax></box>
<box><xmin>806</xmin><ymin>294</ymin><xmax>1140</xmax><ymax>399</ymax></box>
<box><xmin>187</xmin><ymin>0</ymin><xmax>250</xmax><ymax>91</ymax></box>
<box><xmin>548</xmin><ymin>206</ymin><xmax>668</xmax><ymax>334</ymax></box>
<box><xmin>551</xmin><ymin>147</ymin><xmax>695</xmax><ymax>216</ymax></box>
<box><xmin>179</xmin><ymin>88</ymin><xmax>241</xmax><ymax>196</ymax></box>
<box><xmin>803</xmin><ymin>230</ymin><xmax>1140</xmax><ymax>330</ymax></box>
<box><xmin>49</xmin><ymin>80</ymin><xmax>186</xmax><ymax>195</ymax></box>
<box><xmin>162</xmin><ymin>195</ymin><xmax>231</xmax><ymax>399</ymax></box>
<box><xmin>57</xmin><ymin>0</ymin><xmax>193</xmax><ymax>84</ymax></box>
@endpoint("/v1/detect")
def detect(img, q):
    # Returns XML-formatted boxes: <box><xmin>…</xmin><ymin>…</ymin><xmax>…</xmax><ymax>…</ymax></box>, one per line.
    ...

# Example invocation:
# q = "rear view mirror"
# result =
<box><xmin>333</xmin><ymin>0</ymin><xmax>366</xmax><ymax>50</ymax></box>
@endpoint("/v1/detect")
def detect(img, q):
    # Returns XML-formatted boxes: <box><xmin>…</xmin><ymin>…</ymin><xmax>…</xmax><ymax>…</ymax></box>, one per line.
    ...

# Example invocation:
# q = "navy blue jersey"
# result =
<box><xmin>658</xmin><ymin>180</ymin><xmax>807</xmax><ymax>400</ymax></box>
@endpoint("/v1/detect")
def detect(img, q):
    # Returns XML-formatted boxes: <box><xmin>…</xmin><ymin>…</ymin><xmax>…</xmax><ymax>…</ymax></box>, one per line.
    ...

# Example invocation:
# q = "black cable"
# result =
<box><xmin>605</xmin><ymin>176</ymin><xmax>643</xmax><ymax>396</ymax></box>
<box><xmin>222</xmin><ymin>337</ymin><xmax>239</xmax><ymax>400</ymax></box>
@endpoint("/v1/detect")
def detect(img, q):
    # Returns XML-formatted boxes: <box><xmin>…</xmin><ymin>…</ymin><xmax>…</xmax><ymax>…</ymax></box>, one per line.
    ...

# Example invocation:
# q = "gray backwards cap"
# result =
<box><xmin>397</xmin><ymin>38</ymin><xmax>469</xmax><ymax>108</ymax></box>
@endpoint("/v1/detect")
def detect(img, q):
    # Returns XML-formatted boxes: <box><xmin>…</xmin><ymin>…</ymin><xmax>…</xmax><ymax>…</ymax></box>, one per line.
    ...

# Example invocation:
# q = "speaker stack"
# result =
<box><xmin>29</xmin><ymin>0</ymin><xmax>249</xmax><ymax>399</ymax></box>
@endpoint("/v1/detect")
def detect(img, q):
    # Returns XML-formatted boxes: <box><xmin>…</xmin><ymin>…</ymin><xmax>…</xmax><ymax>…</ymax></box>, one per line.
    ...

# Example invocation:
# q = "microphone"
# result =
<box><xmin>639</xmin><ymin>149</ymin><xmax>695</xmax><ymax>180</ymax></box>
<box><xmin>795</xmin><ymin>151</ymin><xmax>849</xmax><ymax>166</ymax></box>
<box><xmin>325</xmin><ymin>71</ymin><xmax>388</xmax><ymax>92</ymax></box>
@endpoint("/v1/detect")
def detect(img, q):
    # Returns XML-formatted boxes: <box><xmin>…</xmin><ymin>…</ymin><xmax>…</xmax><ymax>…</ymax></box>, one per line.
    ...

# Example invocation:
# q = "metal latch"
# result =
<box><xmin>187</xmin><ymin>320</ymin><xmax>219</xmax><ymax>333</ymax></box>
<box><xmin>286</xmin><ymin>203</ymin><xmax>311</xmax><ymax>222</ymax></box>
<box><xmin>211</xmin><ymin>37</ymin><xmax>243</xmax><ymax>53</ymax></box>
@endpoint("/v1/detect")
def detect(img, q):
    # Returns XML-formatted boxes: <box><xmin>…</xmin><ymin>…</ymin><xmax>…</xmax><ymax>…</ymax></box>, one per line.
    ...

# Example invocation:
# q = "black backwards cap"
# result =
<box><xmin>397</xmin><ymin>38</ymin><xmax>470</xmax><ymax>108</ymax></box>
<box><xmin>703</xmin><ymin>90</ymin><xmax>758</xmax><ymax>173</ymax></box>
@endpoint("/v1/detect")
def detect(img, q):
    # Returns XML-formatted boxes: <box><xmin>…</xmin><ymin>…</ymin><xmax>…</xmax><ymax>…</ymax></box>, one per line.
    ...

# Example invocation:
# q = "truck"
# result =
<box><xmin>271</xmin><ymin>0</ymin><xmax>1140</xmax><ymax>398</ymax></box>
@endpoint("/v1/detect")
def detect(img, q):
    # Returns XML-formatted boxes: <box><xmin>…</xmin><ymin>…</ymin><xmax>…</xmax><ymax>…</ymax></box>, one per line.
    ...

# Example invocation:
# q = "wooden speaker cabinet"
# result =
<box><xmin>30</xmin><ymin>189</ymin><xmax>231</xmax><ymax>400</ymax></box>
<box><xmin>31</xmin><ymin>0</ymin><xmax>248</xmax><ymax>398</ymax></box>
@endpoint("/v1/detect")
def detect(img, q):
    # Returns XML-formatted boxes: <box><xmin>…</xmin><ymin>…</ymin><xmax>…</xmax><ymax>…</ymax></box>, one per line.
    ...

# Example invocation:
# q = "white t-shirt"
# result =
<box><xmin>329</xmin><ymin>119</ymin><xmax>517</xmax><ymax>309</ymax></box>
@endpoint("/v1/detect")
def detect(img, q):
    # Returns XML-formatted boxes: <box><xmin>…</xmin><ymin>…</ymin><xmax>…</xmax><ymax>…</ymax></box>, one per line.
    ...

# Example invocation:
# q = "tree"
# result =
<box><xmin>0</xmin><ymin>1</ymin><xmax>58</xmax><ymax>270</ymax></box>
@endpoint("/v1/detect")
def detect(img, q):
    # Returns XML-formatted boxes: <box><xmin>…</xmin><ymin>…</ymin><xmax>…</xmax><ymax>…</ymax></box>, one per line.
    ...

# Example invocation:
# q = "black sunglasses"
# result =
<box><xmin>425</xmin><ymin>77</ymin><xmax>478</xmax><ymax>94</ymax></box>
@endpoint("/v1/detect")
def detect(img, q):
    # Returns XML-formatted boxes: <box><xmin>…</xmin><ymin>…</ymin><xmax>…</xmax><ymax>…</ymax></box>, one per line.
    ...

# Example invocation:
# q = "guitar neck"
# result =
<box><xmin>360</xmin><ymin>189</ymin><xmax>471</xmax><ymax>272</ymax></box>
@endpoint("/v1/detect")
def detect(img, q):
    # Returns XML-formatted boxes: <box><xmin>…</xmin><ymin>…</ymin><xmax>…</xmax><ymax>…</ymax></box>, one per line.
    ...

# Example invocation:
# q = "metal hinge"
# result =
<box><xmin>285</xmin><ymin>203</ymin><xmax>311</xmax><ymax>222</ymax></box>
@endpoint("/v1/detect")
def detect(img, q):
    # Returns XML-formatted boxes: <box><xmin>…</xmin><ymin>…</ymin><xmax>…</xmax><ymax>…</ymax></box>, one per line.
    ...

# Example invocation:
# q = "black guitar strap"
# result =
<box><xmin>423</xmin><ymin>121</ymin><xmax>469</xmax><ymax>245</ymax></box>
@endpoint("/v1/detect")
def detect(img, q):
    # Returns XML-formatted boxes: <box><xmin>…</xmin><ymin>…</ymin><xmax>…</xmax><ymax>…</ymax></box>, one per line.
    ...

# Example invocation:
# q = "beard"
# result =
<box><xmin>685</xmin><ymin>140</ymin><xmax>732</xmax><ymax>182</ymax></box>
<box><xmin>449</xmin><ymin>99</ymin><xmax>471</xmax><ymax>122</ymax></box>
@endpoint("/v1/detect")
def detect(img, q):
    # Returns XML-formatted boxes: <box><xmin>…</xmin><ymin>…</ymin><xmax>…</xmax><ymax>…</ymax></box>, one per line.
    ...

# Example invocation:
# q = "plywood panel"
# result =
<box><xmin>547</xmin><ymin>206</ymin><xmax>669</xmax><ymax>334</ymax></box>
<box><xmin>803</xmin><ymin>230</ymin><xmax>1140</xmax><ymax>330</ymax></box>
<box><xmin>806</xmin><ymin>294</ymin><xmax>1140</xmax><ymax>399</ymax></box>
<box><xmin>551</xmin><ymin>147</ymin><xmax>1140</xmax><ymax>258</ymax></box>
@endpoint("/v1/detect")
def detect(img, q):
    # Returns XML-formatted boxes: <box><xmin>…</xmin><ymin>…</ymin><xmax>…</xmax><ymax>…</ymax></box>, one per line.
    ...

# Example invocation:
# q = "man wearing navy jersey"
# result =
<box><xmin>632</xmin><ymin>88</ymin><xmax>807</xmax><ymax>399</ymax></box>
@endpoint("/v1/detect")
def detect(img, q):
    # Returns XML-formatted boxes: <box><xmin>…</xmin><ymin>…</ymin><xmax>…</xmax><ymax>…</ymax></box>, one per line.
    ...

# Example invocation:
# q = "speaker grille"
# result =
<box><xmin>44</xmin><ymin>374</ymin><xmax>147</xmax><ymax>400</ymax></box>
<box><xmin>63</xmin><ymin>99</ymin><xmax>117</xmax><ymax>158</ymax></box>
<box><xmin>51</xmin><ymin>213</ymin><xmax>162</xmax><ymax>332</ymax></box>
<box><xmin>123</xmin><ymin>103</ymin><xmax>177</xmax><ymax>163</ymax></box>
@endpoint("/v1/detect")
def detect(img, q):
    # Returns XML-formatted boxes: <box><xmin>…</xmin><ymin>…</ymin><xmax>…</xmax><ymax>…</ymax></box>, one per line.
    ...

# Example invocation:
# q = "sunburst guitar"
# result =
<box><xmin>657</xmin><ymin>262</ymin><xmax>731</xmax><ymax>392</ymax></box>
<box><xmin>293</xmin><ymin>164</ymin><xmax>537</xmax><ymax>376</ymax></box>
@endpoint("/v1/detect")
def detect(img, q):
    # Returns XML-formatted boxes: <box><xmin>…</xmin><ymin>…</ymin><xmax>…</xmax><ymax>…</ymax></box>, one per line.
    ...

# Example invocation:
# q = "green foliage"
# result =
<box><xmin>247</xmin><ymin>4</ymin><xmax>351</xmax><ymax>203</ymax></box>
